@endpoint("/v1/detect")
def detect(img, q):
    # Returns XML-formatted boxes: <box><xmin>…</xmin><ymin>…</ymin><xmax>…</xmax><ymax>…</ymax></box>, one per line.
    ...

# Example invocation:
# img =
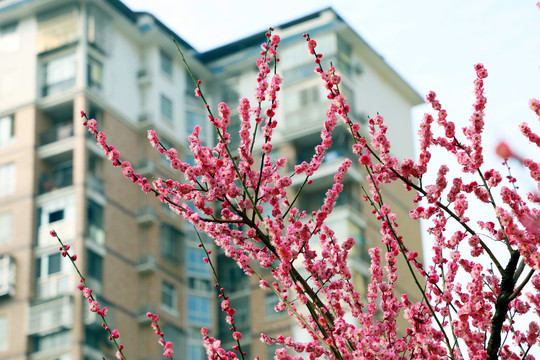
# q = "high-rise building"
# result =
<box><xmin>0</xmin><ymin>1</ymin><xmax>423</xmax><ymax>360</ymax></box>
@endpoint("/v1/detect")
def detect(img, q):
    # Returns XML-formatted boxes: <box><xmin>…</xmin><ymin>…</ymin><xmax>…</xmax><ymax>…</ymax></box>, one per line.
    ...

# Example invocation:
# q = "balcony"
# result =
<box><xmin>39</xmin><ymin>122</ymin><xmax>73</xmax><ymax>146</ymax></box>
<box><xmin>37</xmin><ymin>102</ymin><xmax>75</xmax><ymax>158</ymax></box>
<box><xmin>136</xmin><ymin>254</ymin><xmax>157</xmax><ymax>275</ymax></box>
<box><xmin>28</xmin><ymin>295</ymin><xmax>73</xmax><ymax>335</ymax></box>
<box><xmin>35</xmin><ymin>273</ymin><xmax>72</xmax><ymax>299</ymax></box>
<box><xmin>39</xmin><ymin>165</ymin><xmax>72</xmax><ymax>195</ymax></box>
<box><xmin>136</xmin><ymin>206</ymin><xmax>157</xmax><ymax>226</ymax></box>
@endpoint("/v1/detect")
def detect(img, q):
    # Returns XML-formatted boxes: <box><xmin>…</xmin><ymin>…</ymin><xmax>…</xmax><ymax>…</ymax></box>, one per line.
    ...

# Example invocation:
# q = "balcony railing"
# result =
<box><xmin>41</xmin><ymin>78</ymin><xmax>76</xmax><ymax>98</ymax></box>
<box><xmin>28</xmin><ymin>295</ymin><xmax>73</xmax><ymax>335</ymax></box>
<box><xmin>35</xmin><ymin>273</ymin><xmax>71</xmax><ymax>299</ymax></box>
<box><xmin>39</xmin><ymin>167</ymin><xmax>73</xmax><ymax>194</ymax></box>
<box><xmin>39</xmin><ymin>122</ymin><xmax>74</xmax><ymax>146</ymax></box>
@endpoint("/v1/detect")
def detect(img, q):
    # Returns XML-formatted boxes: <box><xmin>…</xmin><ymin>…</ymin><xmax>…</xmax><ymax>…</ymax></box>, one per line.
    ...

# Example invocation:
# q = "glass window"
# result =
<box><xmin>188</xmin><ymin>342</ymin><xmax>205</xmax><ymax>360</ymax></box>
<box><xmin>37</xmin><ymin>6</ymin><xmax>78</xmax><ymax>53</ymax></box>
<box><xmin>186</xmin><ymin>111</ymin><xmax>206</xmax><ymax>139</ymax></box>
<box><xmin>187</xmin><ymin>295</ymin><xmax>210</xmax><ymax>325</ymax></box>
<box><xmin>186</xmin><ymin>247</ymin><xmax>208</xmax><ymax>276</ymax></box>
<box><xmin>0</xmin><ymin>163</ymin><xmax>15</xmax><ymax>197</ymax></box>
<box><xmin>87</xmin><ymin>7</ymin><xmax>107</xmax><ymax>50</ymax></box>
<box><xmin>161</xmin><ymin>281</ymin><xmax>176</xmax><ymax>311</ymax></box>
<box><xmin>42</xmin><ymin>53</ymin><xmax>77</xmax><ymax>97</ymax></box>
<box><xmin>265</xmin><ymin>292</ymin><xmax>283</xmax><ymax>319</ymax></box>
<box><xmin>87</xmin><ymin>57</ymin><xmax>102</xmax><ymax>90</ymax></box>
<box><xmin>0</xmin><ymin>315</ymin><xmax>6</xmax><ymax>350</ymax></box>
<box><xmin>160</xmin><ymin>50</ymin><xmax>173</xmax><ymax>77</ymax></box>
<box><xmin>48</xmin><ymin>209</ymin><xmax>64</xmax><ymax>223</ymax></box>
<box><xmin>299</xmin><ymin>86</ymin><xmax>319</xmax><ymax>106</ymax></box>
<box><xmin>87</xmin><ymin>250</ymin><xmax>103</xmax><ymax>282</ymax></box>
<box><xmin>0</xmin><ymin>22</ymin><xmax>17</xmax><ymax>37</ymax></box>
<box><xmin>185</xmin><ymin>70</ymin><xmax>196</xmax><ymax>96</ymax></box>
<box><xmin>337</xmin><ymin>35</ymin><xmax>352</xmax><ymax>75</ymax></box>
<box><xmin>160</xmin><ymin>94</ymin><xmax>173</xmax><ymax>121</ymax></box>
<box><xmin>36</xmin><ymin>253</ymin><xmax>62</xmax><ymax>278</ymax></box>
<box><xmin>0</xmin><ymin>115</ymin><xmax>14</xmax><ymax>147</ymax></box>
<box><xmin>32</xmin><ymin>330</ymin><xmax>71</xmax><ymax>352</ymax></box>
<box><xmin>0</xmin><ymin>212</ymin><xmax>12</xmax><ymax>247</ymax></box>
<box><xmin>0</xmin><ymin>255</ymin><xmax>14</xmax><ymax>297</ymax></box>
<box><xmin>87</xmin><ymin>199</ymin><xmax>104</xmax><ymax>245</ymax></box>
<box><xmin>161</xmin><ymin>225</ymin><xmax>182</xmax><ymax>262</ymax></box>
<box><xmin>188</xmin><ymin>277</ymin><xmax>211</xmax><ymax>292</ymax></box>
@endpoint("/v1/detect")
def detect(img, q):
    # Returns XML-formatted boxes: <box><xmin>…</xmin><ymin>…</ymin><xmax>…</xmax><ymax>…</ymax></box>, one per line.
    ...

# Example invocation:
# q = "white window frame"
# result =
<box><xmin>160</xmin><ymin>50</ymin><xmax>173</xmax><ymax>77</ymax></box>
<box><xmin>0</xmin><ymin>163</ymin><xmax>15</xmax><ymax>198</ymax></box>
<box><xmin>0</xmin><ymin>255</ymin><xmax>15</xmax><ymax>297</ymax></box>
<box><xmin>160</xmin><ymin>94</ymin><xmax>173</xmax><ymax>122</ymax></box>
<box><xmin>42</xmin><ymin>52</ymin><xmax>77</xmax><ymax>97</ymax></box>
<box><xmin>0</xmin><ymin>115</ymin><xmax>14</xmax><ymax>148</ymax></box>
<box><xmin>161</xmin><ymin>280</ymin><xmax>177</xmax><ymax>314</ymax></box>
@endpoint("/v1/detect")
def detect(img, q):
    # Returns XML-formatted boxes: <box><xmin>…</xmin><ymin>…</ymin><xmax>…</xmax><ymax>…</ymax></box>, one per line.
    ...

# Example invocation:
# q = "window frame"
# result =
<box><xmin>161</xmin><ymin>280</ymin><xmax>177</xmax><ymax>314</ymax></box>
<box><xmin>0</xmin><ymin>162</ymin><xmax>15</xmax><ymax>198</ymax></box>
<box><xmin>160</xmin><ymin>94</ymin><xmax>173</xmax><ymax>122</ymax></box>
<box><xmin>0</xmin><ymin>115</ymin><xmax>14</xmax><ymax>148</ymax></box>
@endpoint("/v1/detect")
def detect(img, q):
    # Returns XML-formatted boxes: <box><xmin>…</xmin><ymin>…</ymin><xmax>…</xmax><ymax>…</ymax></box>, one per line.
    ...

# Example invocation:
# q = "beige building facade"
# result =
<box><xmin>0</xmin><ymin>1</ymin><xmax>423</xmax><ymax>360</ymax></box>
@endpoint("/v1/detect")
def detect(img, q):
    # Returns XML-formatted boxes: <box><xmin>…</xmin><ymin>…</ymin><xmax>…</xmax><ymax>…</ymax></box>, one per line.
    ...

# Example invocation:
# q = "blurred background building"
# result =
<box><xmin>0</xmin><ymin>1</ymin><xmax>423</xmax><ymax>359</ymax></box>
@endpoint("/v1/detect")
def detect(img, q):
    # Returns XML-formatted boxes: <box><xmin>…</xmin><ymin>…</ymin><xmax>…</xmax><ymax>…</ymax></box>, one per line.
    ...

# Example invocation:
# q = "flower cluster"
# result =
<box><xmin>72</xmin><ymin>28</ymin><xmax>540</xmax><ymax>360</ymax></box>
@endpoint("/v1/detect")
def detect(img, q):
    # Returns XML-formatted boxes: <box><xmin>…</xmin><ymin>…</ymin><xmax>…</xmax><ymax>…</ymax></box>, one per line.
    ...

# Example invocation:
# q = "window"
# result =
<box><xmin>87</xmin><ymin>57</ymin><xmax>102</xmax><ymax>90</ymax></box>
<box><xmin>185</xmin><ymin>70</ymin><xmax>196</xmax><ymax>96</ymax></box>
<box><xmin>42</xmin><ymin>53</ymin><xmax>77</xmax><ymax>97</ymax></box>
<box><xmin>87</xmin><ymin>7</ymin><xmax>107</xmax><ymax>50</ymax></box>
<box><xmin>37</xmin><ymin>6</ymin><xmax>78</xmax><ymax>53</ymax></box>
<box><xmin>160</xmin><ymin>94</ymin><xmax>173</xmax><ymax>121</ymax></box>
<box><xmin>161</xmin><ymin>225</ymin><xmax>182</xmax><ymax>262</ymax></box>
<box><xmin>188</xmin><ymin>342</ymin><xmax>205</xmax><ymax>360</ymax></box>
<box><xmin>187</xmin><ymin>295</ymin><xmax>210</xmax><ymax>325</ymax></box>
<box><xmin>35</xmin><ymin>253</ymin><xmax>68</xmax><ymax>298</ymax></box>
<box><xmin>0</xmin><ymin>315</ymin><xmax>6</xmax><ymax>350</ymax></box>
<box><xmin>0</xmin><ymin>213</ymin><xmax>12</xmax><ymax>247</ymax></box>
<box><xmin>87</xmin><ymin>250</ymin><xmax>103</xmax><ymax>282</ymax></box>
<box><xmin>188</xmin><ymin>277</ymin><xmax>211</xmax><ymax>292</ymax></box>
<box><xmin>265</xmin><ymin>292</ymin><xmax>283</xmax><ymax>319</ymax></box>
<box><xmin>37</xmin><ymin>253</ymin><xmax>62</xmax><ymax>278</ymax></box>
<box><xmin>87</xmin><ymin>199</ymin><xmax>104</xmax><ymax>245</ymax></box>
<box><xmin>186</xmin><ymin>247</ymin><xmax>209</xmax><ymax>276</ymax></box>
<box><xmin>0</xmin><ymin>21</ymin><xmax>18</xmax><ymax>53</ymax></box>
<box><xmin>160</xmin><ymin>50</ymin><xmax>173</xmax><ymax>77</ymax></box>
<box><xmin>0</xmin><ymin>255</ymin><xmax>15</xmax><ymax>297</ymax></box>
<box><xmin>48</xmin><ymin>209</ymin><xmax>64</xmax><ymax>223</ymax></box>
<box><xmin>217</xmin><ymin>253</ymin><xmax>247</xmax><ymax>293</ymax></box>
<box><xmin>186</xmin><ymin>111</ymin><xmax>206</xmax><ymax>140</ymax></box>
<box><xmin>0</xmin><ymin>163</ymin><xmax>15</xmax><ymax>197</ymax></box>
<box><xmin>337</xmin><ymin>35</ymin><xmax>352</xmax><ymax>75</ymax></box>
<box><xmin>32</xmin><ymin>330</ymin><xmax>71</xmax><ymax>352</ymax></box>
<box><xmin>283</xmin><ymin>62</ymin><xmax>317</xmax><ymax>83</ymax></box>
<box><xmin>161</xmin><ymin>281</ymin><xmax>176</xmax><ymax>312</ymax></box>
<box><xmin>0</xmin><ymin>115</ymin><xmax>14</xmax><ymax>147</ymax></box>
<box><xmin>299</xmin><ymin>86</ymin><xmax>319</xmax><ymax>106</ymax></box>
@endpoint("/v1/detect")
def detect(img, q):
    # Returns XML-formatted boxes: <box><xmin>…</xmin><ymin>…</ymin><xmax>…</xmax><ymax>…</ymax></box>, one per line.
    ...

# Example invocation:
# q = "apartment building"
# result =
<box><xmin>0</xmin><ymin>1</ymin><xmax>423</xmax><ymax>359</ymax></box>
